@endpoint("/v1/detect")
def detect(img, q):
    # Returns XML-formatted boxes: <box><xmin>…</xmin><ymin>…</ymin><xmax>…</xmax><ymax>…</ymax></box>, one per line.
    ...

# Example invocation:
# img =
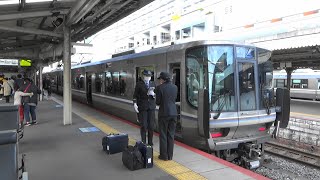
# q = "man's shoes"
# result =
<box><xmin>31</xmin><ymin>121</ymin><xmax>38</xmax><ymax>125</ymax></box>
<box><xmin>158</xmin><ymin>155</ymin><xmax>168</xmax><ymax>161</ymax></box>
<box><xmin>25</xmin><ymin>122</ymin><xmax>31</xmax><ymax>126</ymax></box>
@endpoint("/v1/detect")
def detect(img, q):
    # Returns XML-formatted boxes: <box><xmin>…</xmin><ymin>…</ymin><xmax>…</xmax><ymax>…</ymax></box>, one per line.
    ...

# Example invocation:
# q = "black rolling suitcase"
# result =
<box><xmin>122</xmin><ymin>145</ymin><xmax>144</xmax><ymax>171</ymax></box>
<box><xmin>136</xmin><ymin>141</ymin><xmax>153</xmax><ymax>168</ymax></box>
<box><xmin>102</xmin><ymin>133</ymin><xmax>128</xmax><ymax>154</ymax></box>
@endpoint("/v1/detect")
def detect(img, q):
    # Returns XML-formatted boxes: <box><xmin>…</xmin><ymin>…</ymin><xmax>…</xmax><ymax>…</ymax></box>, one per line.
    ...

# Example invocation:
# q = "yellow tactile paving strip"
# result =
<box><xmin>72</xmin><ymin>110</ymin><xmax>208</xmax><ymax>180</ymax></box>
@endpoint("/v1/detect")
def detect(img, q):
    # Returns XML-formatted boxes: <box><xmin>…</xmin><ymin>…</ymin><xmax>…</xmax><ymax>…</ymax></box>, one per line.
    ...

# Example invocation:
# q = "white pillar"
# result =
<box><xmin>63</xmin><ymin>25</ymin><xmax>72</xmax><ymax>125</ymax></box>
<box><xmin>39</xmin><ymin>66</ymin><xmax>43</xmax><ymax>101</ymax></box>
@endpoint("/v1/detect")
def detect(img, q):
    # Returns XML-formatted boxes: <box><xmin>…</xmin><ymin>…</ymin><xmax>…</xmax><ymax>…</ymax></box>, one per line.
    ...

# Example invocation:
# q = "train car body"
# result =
<box><xmin>45</xmin><ymin>40</ymin><xmax>277</xmax><ymax>169</ymax></box>
<box><xmin>273</xmin><ymin>69</ymin><xmax>320</xmax><ymax>100</ymax></box>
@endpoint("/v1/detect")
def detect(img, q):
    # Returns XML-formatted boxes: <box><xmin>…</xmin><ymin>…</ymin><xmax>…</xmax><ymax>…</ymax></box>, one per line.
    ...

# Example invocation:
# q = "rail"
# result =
<box><xmin>264</xmin><ymin>142</ymin><xmax>320</xmax><ymax>168</ymax></box>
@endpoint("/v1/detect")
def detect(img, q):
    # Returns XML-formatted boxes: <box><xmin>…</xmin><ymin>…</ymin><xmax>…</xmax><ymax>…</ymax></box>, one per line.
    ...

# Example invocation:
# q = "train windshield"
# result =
<box><xmin>207</xmin><ymin>46</ymin><xmax>235</xmax><ymax>112</ymax></box>
<box><xmin>186</xmin><ymin>45</ymin><xmax>235</xmax><ymax>112</ymax></box>
<box><xmin>186</xmin><ymin>45</ymin><xmax>272</xmax><ymax>112</ymax></box>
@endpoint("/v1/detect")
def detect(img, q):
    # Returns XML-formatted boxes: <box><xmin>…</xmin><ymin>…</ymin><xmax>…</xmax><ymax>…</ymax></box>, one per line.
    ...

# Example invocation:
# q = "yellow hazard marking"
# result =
<box><xmin>291</xmin><ymin>112</ymin><xmax>320</xmax><ymax>119</ymax></box>
<box><xmin>74</xmin><ymin>111</ymin><xmax>208</xmax><ymax>180</ymax></box>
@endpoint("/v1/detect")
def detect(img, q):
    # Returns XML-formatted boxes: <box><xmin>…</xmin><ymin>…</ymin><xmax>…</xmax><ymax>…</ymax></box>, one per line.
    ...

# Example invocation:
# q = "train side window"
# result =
<box><xmin>292</xmin><ymin>79</ymin><xmax>308</xmax><ymax>89</ymax></box>
<box><xmin>72</xmin><ymin>69</ymin><xmax>85</xmax><ymax>90</ymax></box>
<box><xmin>105</xmin><ymin>72</ymin><xmax>112</xmax><ymax>94</ymax></box>
<box><xmin>318</xmin><ymin>80</ymin><xmax>320</xmax><ymax>89</ymax></box>
<box><xmin>120</xmin><ymin>71</ymin><xmax>127</xmax><ymax>96</ymax></box>
<box><xmin>95</xmin><ymin>73</ymin><xmax>103</xmax><ymax>93</ymax></box>
<box><xmin>112</xmin><ymin>72</ymin><xmax>120</xmax><ymax>95</ymax></box>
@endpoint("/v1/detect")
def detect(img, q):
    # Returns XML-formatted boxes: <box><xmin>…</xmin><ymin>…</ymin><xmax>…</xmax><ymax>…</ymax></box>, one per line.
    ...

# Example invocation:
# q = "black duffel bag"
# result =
<box><xmin>122</xmin><ymin>145</ymin><xmax>144</xmax><ymax>171</ymax></box>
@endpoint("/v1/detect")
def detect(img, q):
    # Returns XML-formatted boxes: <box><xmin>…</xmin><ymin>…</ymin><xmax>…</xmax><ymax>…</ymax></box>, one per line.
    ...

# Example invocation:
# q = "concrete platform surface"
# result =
<box><xmin>16</xmin><ymin>96</ymin><xmax>269</xmax><ymax>180</ymax></box>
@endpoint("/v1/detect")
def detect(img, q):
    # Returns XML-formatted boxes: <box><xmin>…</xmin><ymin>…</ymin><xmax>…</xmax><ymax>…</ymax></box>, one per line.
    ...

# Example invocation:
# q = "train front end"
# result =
<box><xmin>186</xmin><ymin>43</ymin><xmax>289</xmax><ymax>169</ymax></box>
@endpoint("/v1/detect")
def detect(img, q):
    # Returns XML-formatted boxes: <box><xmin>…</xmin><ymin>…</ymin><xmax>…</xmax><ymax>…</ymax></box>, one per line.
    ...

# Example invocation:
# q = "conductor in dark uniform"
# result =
<box><xmin>133</xmin><ymin>70</ymin><xmax>156</xmax><ymax>145</ymax></box>
<box><xmin>156</xmin><ymin>72</ymin><xmax>178</xmax><ymax>161</ymax></box>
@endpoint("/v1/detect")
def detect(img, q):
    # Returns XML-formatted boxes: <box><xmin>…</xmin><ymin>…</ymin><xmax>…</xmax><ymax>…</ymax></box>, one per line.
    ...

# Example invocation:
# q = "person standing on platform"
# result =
<box><xmin>3</xmin><ymin>78</ymin><xmax>12</xmax><ymax>103</ymax></box>
<box><xmin>156</xmin><ymin>72</ymin><xmax>178</xmax><ymax>161</ymax></box>
<box><xmin>14</xmin><ymin>74</ymin><xmax>24</xmax><ymax>91</ymax></box>
<box><xmin>133</xmin><ymin>70</ymin><xmax>156</xmax><ymax>146</ymax></box>
<box><xmin>21</xmin><ymin>78</ymin><xmax>41</xmax><ymax>126</ymax></box>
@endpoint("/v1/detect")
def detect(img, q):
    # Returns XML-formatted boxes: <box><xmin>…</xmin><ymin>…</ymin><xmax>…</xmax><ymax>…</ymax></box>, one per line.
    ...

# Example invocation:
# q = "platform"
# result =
<box><xmin>17</xmin><ymin>96</ymin><xmax>268</xmax><ymax>180</ymax></box>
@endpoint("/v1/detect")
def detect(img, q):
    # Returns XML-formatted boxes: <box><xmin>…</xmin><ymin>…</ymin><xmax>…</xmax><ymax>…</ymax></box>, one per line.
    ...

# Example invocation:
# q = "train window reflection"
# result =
<box><xmin>186</xmin><ymin>47</ymin><xmax>206</xmax><ymax>107</ymax></box>
<box><xmin>257</xmin><ymin>48</ymin><xmax>274</xmax><ymax>109</ymax></box>
<box><xmin>292</xmin><ymin>79</ymin><xmax>308</xmax><ymax>89</ymax></box>
<box><xmin>105</xmin><ymin>72</ymin><xmax>112</xmax><ymax>94</ymax></box>
<box><xmin>239</xmin><ymin>62</ymin><xmax>256</xmax><ymax>111</ymax></box>
<box><xmin>208</xmin><ymin>46</ymin><xmax>235</xmax><ymax>112</ymax></box>
<box><xmin>120</xmin><ymin>71</ymin><xmax>127</xmax><ymax>96</ymax></box>
<box><xmin>95</xmin><ymin>73</ymin><xmax>103</xmax><ymax>93</ymax></box>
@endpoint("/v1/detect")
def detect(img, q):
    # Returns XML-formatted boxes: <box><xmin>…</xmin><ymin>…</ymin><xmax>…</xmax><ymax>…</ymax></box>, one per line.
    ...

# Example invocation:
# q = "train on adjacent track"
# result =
<box><xmin>45</xmin><ymin>40</ymin><xmax>289</xmax><ymax>169</ymax></box>
<box><xmin>273</xmin><ymin>69</ymin><xmax>320</xmax><ymax>100</ymax></box>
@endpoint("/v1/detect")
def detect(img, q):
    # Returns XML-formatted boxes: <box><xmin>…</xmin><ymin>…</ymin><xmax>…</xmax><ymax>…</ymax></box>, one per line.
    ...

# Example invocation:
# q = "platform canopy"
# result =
<box><xmin>0</xmin><ymin>0</ymin><xmax>154</xmax><ymax>67</ymax></box>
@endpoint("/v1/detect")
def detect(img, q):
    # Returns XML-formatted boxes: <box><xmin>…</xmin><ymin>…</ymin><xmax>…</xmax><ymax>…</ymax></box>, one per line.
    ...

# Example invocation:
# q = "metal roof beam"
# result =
<box><xmin>0</xmin><ymin>9</ymin><xmax>69</xmax><ymax>21</ymax></box>
<box><xmin>0</xmin><ymin>25</ymin><xmax>63</xmax><ymax>38</ymax></box>
<box><xmin>66</xmin><ymin>0</ymin><xmax>100</xmax><ymax>26</ymax></box>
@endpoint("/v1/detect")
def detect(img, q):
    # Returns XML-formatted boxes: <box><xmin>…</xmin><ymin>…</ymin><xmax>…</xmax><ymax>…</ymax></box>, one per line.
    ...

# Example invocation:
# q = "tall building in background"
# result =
<box><xmin>91</xmin><ymin>0</ymin><xmax>320</xmax><ymax>57</ymax></box>
<box><xmin>44</xmin><ymin>0</ymin><xmax>320</xmax><ymax>72</ymax></box>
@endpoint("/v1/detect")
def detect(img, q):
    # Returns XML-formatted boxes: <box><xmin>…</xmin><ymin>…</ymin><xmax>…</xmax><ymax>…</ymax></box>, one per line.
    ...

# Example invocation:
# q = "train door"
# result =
<box><xmin>86</xmin><ymin>73</ymin><xmax>93</xmax><ymax>104</ymax></box>
<box><xmin>236</xmin><ymin>60</ymin><xmax>258</xmax><ymax>126</ymax></box>
<box><xmin>170</xmin><ymin>63</ymin><xmax>182</xmax><ymax>137</ymax></box>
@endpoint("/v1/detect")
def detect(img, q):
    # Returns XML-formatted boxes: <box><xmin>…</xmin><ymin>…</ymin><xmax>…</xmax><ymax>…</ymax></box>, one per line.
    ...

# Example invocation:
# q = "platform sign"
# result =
<box><xmin>79</xmin><ymin>127</ymin><xmax>100</xmax><ymax>133</ymax></box>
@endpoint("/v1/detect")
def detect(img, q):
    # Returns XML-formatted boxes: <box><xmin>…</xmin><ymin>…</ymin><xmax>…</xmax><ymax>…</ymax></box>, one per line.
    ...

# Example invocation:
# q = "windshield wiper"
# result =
<box><xmin>213</xmin><ymin>89</ymin><xmax>231</xmax><ymax>119</ymax></box>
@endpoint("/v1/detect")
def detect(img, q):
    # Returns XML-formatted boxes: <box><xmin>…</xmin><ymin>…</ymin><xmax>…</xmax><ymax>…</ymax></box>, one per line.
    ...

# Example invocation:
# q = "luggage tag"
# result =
<box><xmin>147</xmin><ymin>158</ymin><xmax>152</xmax><ymax>164</ymax></box>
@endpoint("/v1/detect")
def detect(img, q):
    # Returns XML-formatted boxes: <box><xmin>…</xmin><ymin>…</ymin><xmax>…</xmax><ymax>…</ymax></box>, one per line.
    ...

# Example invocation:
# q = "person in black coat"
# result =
<box><xmin>133</xmin><ymin>70</ymin><xmax>156</xmax><ymax>145</ymax></box>
<box><xmin>156</xmin><ymin>72</ymin><xmax>178</xmax><ymax>161</ymax></box>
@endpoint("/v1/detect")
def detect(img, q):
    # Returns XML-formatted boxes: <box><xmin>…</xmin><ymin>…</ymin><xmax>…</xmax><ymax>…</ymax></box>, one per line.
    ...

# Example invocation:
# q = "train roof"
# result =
<box><xmin>49</xmin><ymin>40</ymin><xmax>268</xmax><ymax>71</ymax></box>
<box><xmin>273</xmin><ymin>69</ymin><xmax>320</xmax><ymax>79</ymax></box>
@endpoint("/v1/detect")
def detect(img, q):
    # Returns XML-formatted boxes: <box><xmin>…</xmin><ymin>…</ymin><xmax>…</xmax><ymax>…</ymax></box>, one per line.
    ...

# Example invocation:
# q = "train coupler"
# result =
<box><xmin>239</xmin><ymin>143</ymin><xmax>262</xmax><ymax>169</ymax></box>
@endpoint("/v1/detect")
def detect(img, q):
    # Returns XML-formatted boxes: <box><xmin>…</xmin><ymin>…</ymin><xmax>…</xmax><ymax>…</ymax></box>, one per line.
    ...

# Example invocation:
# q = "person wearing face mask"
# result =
<box><xmin>133</xmin><ymin>70</ymin><xmax>156</xmax><ymax>146</ymax></box>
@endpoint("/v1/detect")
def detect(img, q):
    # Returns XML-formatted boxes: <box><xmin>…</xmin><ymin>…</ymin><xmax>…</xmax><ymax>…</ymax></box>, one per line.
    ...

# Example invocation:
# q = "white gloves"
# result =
<box><xmin>148</xmin><ymin>87</ymin><xmax>155</xmax><ymax>97</ymax></box>
<box><xmin>148</xmin><ymin>90</ymin><xmax>155</xmax><ymax>97</ymax></box>
<box><xmin>134</xmin><ymin>103</ymin><xmax>139</xmax><ymax>113</ymax></box>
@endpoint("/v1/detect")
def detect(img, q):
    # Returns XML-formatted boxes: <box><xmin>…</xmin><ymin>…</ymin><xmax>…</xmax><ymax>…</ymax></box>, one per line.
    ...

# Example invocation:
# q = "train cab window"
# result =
<box><xmin>186</xmin><ymin>46</ymin><xmax>207</xmax><ymax>107</ymax></box>
<box><xmin>257</xmin><ymin>48</ymin><xmax>274</xmax><ymax>109</ymax></box>
<box><xmin>95</xmin><ymin>73</ymin><xmax>103</xmax><ymax>93</ymax></box>
<box><xmin>239</xmin><ymin>63</ymin><xmax>256</xmax><ymax>111</ymax></box>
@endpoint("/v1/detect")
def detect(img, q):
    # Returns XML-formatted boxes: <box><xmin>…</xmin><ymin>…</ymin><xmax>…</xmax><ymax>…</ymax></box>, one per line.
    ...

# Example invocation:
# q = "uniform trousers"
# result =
<box><xmin>138</xmin><ymin>109</ymin><xmax>155</xmax><ymax>145</ymax></box>
<box><xmin>159</xmin><ymin>116</ymin><xmax>177</xmax><ymax>160</ymax></box>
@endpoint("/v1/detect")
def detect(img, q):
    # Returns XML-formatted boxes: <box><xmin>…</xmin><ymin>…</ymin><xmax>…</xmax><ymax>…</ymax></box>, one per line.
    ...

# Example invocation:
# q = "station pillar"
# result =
<box><xmin>63</xmin><ymin>25</ymin><xmax>72</xmax><ymax>125</ymax></box>
<box><xmin>285</xmin><ymin>67</ymin><xmax>294</xmax><ymax>90</ymax></box>
<box><xmin>39</xmin><ymin>66</ymin><xmax>43</xmax><ymax>101</ymax></box>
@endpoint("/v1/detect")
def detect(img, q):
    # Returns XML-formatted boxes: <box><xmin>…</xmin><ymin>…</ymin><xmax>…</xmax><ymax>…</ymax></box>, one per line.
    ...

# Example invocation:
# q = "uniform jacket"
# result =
<box><xmin>155</xmin><ymin>81</ymin><xmax>178</xmax><ymax>117</ymax></box>
<box><xmin>133</xmin><ymin>80</ymin><xmax>156</xmax><ymax>111</ymax></box>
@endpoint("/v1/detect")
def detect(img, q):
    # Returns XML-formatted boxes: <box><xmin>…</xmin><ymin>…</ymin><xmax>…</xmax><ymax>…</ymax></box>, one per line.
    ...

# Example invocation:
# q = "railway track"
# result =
<box><xmin>264</xmin><ymin>142</ymin><xmax>320</xmax><ymax>168</ymax></box>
